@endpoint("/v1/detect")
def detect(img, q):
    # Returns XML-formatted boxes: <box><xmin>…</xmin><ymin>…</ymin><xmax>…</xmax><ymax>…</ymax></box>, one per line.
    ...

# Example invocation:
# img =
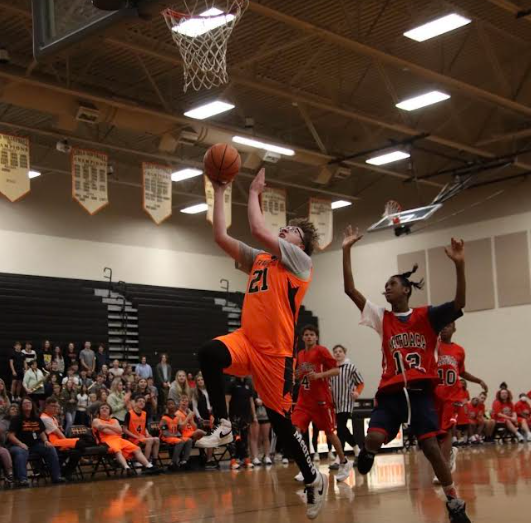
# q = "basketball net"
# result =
<box><xmin>384</xmin><ymin>199</ymin><xmax>402</xmax><ymax>226</ymax></box>
<box><xmin>163</xmin><ymin>1</ymin><xmax>248</xmax><ymax>92</ymax></box>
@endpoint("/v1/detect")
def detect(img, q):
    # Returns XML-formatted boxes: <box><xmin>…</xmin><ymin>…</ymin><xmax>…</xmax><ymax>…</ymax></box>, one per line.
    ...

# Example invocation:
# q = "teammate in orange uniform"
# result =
<box><xmin>342</xmin><ymin>225</ymin><xmax>471</xmax><ymax>523</ymax></box>
<box><xmin>176</xmin><ymin>394</ymin><xmax>206</xmax><ymax>443</ymax></box>
<box><xmin>196</xmin><ymin>168</ymin><xmax>326</xmax><ymax>519</ymax></box>
<box><xmin>292</xmin><ymin>325</ymin><xmax>352</xmax><ymax>482</ymax></box>
<box><xmin>123</xmin><ymin>395</ymin><xmax>160</xmax><ymax>462</ymax></box>
<box><xmin>435</xmin><ymin>322</ymin><xmax>487</xmax><ymax>480</ymax></box>
<box><xmin>160</xmin><ymin>399</ymin><xmax>193</xmax><ymax>470</ymax></box>
<box><xmin>92</xmin><ymin>403</ymin><xmax>156</xmax><ymax>472</ymax></box>
<box><xmin>514</xmin><ymin>393</ymin><xmax>531</xmax><ymax>441</ymax></box>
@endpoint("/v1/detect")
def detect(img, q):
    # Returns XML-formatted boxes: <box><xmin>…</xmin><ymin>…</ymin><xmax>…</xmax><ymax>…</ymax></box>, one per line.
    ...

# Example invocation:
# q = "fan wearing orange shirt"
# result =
<box><xmin>159</xmin><ymin>399</ymin><xmax>192</xmax><ymax>470</ymax></box>
<box><xmin>123</xmin><ymin>395</ymin><xmax>160</xmax><ymax>463</ymax></box>
<box><xmin>514</xmin><ymin>393</ymin><xmax>531</xmax><ymax>442</ymax></box>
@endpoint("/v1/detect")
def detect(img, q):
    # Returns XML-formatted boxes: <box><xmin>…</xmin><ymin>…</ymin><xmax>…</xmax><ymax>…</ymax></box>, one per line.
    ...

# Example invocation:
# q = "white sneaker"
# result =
<box><xmin>335</xmin><ymin>459</ymin><xmax>352</xmax><ymax>482</ymax></box>
<box><xmin>282</xmin><ymin>457</ymin><xmax>289</xmax><ymax>464</ymax></box>
<box><xmin>195</xmin><ymin>419</ymin><xmax>233</xmax><ymax>448</ymax></box>
<box><xmin>449</xmin><ymin>446</ymin><xmax>458</xmax><ymax>473</ymax></box>
<box><xmin>263</xmin><ymin>456</ymin><xmax>273</xmax><ymax>465</ymax></box>
<box><xmin>327</xmin><ymin>451</ymin><xmax>335</xmax><ymax>461</ymax></box>
<box><xmin>517</xmin><ymin>433</ymin><xmax>525</xmax><ymax>442</ymax></box>
<box><xmin>313</xmin><ymin>453</ymin><xmax>320</xmax><ymax>462</ymax></box>
<box><xmin>295</xmin><ymin>471</ymin><xmax>304</xmax><ymax>482</ymax></box>
<box><xmin>252</xmin><ymin>457</ymin><xmax>261</xmax><ymax>466</ymax></box>
<box><xmin>353</xmin><ymin>445</ymin><xmax>361</xmax><ymax>457</ymax></box>
<box><xmin>527</xmin><ymin>433</ymin><xmax>531</xmax><ymax>442</ymax></box>
<box><xmin>305</xmin><ymin>472</ymin><xmax>328</xmax><ymax>520</ymax></box>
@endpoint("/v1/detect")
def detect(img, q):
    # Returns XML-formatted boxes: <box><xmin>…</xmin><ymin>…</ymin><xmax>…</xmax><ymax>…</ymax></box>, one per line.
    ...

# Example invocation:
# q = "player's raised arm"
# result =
<box><xmin>212</xmin><ymin>181</ymin><xmax>243</xmax><ymax>261</ymax></box>
<box><xmin>247</xmin><ymin>168</ymin><xmax>282</xmax><ymax>257</ymax></box>
<box><xmin>342</xmin><ymin>225</ymin><xmax>367</xmax><ymax>312</ymax></box>
<box><xmin>444</xmin><ymin>238</ymin><xmax>466</xmax><ymax>311</ymax></box>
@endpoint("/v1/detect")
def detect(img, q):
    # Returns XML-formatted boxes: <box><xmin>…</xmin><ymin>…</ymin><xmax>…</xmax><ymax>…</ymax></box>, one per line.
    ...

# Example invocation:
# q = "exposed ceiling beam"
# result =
<box><xmin>247</xmin><ymin>1</ymin><xmax>531</xmax><ymax>119</ymax></box>
<box><xmin>476</xmin><ymin>127</ymin><xmax>531</xmax><ymax>146</ymax></box>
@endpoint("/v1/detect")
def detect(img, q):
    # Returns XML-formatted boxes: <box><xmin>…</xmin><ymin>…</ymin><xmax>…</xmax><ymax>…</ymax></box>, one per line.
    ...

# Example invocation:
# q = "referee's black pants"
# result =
<box><xmin>336</xmin><ymin>412</ymin><xmax>358</xmax><ymax>451</ymax></box>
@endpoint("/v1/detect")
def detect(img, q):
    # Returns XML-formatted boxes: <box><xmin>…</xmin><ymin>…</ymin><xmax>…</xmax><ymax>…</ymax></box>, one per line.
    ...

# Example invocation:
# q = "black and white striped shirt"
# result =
<box><xmin>330</xmin><ymin>361</ymin><xmax>364</xmax><ymax>413</ymax></box>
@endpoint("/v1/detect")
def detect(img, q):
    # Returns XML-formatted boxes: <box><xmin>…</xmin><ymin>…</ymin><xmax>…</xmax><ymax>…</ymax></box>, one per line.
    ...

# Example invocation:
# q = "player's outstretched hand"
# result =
<box><xmin>249</xmin><ymin>167</ymin><xmax>266</xmax><ymax>195</ymax></box>
<box><xmin>444</xmin><ymin>238</ymin><xmax>465</xmax><ymax>265</ymax></box>
<box><xmin>342</xmin><ymin>225</ymin><xmax>363</xmax><ymax>250</ymax></box>
<box><xmin>211</xmin><ymin>179</ymin><xmax>229</xmax><ymax>193</ymax></box>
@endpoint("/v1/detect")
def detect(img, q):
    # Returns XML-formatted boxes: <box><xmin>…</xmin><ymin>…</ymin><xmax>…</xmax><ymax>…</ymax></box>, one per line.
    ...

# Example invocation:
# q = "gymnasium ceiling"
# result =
<box><xmin>1</xmin><ymin>0</ymin><xmax>531</xmax><ymax>228</ymax></box>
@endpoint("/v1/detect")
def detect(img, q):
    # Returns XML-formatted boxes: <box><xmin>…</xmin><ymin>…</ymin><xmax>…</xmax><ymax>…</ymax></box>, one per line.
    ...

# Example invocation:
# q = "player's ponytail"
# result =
<box><xmin>393</xmin><ymin>264</ymin><xmax>425</xmax><ymax>298</ymax></box>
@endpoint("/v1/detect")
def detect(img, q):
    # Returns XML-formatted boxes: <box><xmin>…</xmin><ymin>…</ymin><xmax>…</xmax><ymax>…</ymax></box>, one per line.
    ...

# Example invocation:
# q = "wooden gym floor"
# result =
<box><xmin>1</xmin><ymin>445</ymin><xmax>529</xmax><ymax>523</ymax></box>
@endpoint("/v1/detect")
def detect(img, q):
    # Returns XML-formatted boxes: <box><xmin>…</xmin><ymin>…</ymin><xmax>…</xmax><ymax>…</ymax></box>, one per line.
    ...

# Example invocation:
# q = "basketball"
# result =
<box><xmin>203</xmin><ymin>143</ymin><xmax>241</xmax><ymax>185</ymax></box>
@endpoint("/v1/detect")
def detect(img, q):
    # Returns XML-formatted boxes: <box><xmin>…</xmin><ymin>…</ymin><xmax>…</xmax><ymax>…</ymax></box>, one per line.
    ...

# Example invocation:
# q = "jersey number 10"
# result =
<box><xmin>248</xmin><ymin>268</ymin><xmax>269</xmax><ymax>293</ymax></box>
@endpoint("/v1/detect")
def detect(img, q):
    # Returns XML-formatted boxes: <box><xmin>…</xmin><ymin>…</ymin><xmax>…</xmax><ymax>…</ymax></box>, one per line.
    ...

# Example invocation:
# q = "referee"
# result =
<box><xmin>330</xmin><ymin>344</ymin><xmax>364</xmax><ymax>466</ymax></box>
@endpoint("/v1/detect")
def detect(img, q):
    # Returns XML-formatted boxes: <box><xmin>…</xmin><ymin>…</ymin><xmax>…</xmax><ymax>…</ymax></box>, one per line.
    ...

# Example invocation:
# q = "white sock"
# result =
<box><xmin>146</xmin><ymin>462</ymin><xmax>153</xmax><ymax>468</ymax></box>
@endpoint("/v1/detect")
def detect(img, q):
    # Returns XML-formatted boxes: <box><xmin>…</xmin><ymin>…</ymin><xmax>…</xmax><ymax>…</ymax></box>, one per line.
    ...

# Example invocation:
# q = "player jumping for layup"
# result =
<box><xmin>196</xmin><ymin>169</ymin><xmax>327</xmax><ymax>520</ymax></box>
<box><xmin>342</xmin><ymin>225</ymin><xmax>471</xmax><ymax>523</ymax></box>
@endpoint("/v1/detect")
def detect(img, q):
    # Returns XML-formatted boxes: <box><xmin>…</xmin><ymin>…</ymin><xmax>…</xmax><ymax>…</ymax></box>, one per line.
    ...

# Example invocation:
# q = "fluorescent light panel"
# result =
<box><xmin>171</xmin><ymin>168</ymin><xmax>203</xmax><ymax>182</ymax></box>
<box><xmin>331</xmin><ymin>200</ymin><xmax>352</xmax><ymax>210</ymax></box>
<box><xmin>28</xmin><ymin>170</ymin><xmax>41</xmax><ymax>179</ymax></box>
<box><xmin>174</xmin><ymin>7</ymin><xmax>235</xmax><ymax>38</ymax></box>
<box><xmin>181</xmin><ymin>203</ymin><xmax>208</xmax><ymax>214</ymax></box>
<box><xmin>232</xmin><ymin>136</ymin><xmax>295</xmax><ymax>156</ymax></box>
<box><xmin>404</xmin><ymin>14</ymin><xmax>471</xmax><ymax>42</ymax></box>
<box><xmin>184</xmin><ymin>100</ymin><xmax>235</xmax><ymax>120</ymax></box>
<box><xmin>366</xmin><ymin>151</ymin><xmax>410</xmax><ymax>166</ymax></box>
<box><xmin>396</xmin><ymin>90</ymin><xmax>450</xmax><ymax>111</ymax></box>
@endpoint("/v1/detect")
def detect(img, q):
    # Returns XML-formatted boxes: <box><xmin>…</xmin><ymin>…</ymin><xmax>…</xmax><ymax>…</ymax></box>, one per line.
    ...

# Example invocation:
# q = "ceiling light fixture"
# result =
<box><xmin>232</xmin><ymin>136</ymin><xmax>295</xmax><ymax>156</ymax></box>
<box><xmin>184</xmin><ymin>100</ymin><xmax>235</xmax><ymax>120</ymax></box>
<box><xmin>28</xmin><ymin>170</ymin><xmax>41</xmax><ymax>179</ymax></box>
<box><xmin>180</xmin><ymin>202</ymin><xmax>208</xmax><ymax>214</ymax></box>
<box><xmin>171</xmin><ymin>168</ymin><xmax>203</xmax><ymax>182</ymax></box>
<box><xmin>366</xmin><ymin>151</ymin><xmax>410</xmax><ymax>166</ymax></box>
<box><xmin>404</xmin><ymin>13</ymin><xmax>471</xmax><ymax>42</ymax></box>
<box><xmin>396</xmin><ymin>90</ymin><xmax>450</xmax><ymax>111</ymax></box>
<box><xmin>331</xmin><ymin>200</ymin><xmax>352</xmax><ymax>210</ymax></box>
<box><xmin>173</xmin><ymin>7</ymin><xmax>235</xmax><ymax>38</ymax></box>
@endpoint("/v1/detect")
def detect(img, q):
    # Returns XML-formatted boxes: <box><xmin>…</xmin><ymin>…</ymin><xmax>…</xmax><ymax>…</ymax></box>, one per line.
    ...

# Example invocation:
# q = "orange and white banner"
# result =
<box><xmin>0</xmin><ymin>132</ymin><xmax>30</xmax><ymax>202</ymax></box>
<box><xmin>71</xmin><ymin>148</ymin><xmax>108</xmax><ymax>215</ymax></box>
<box><xmin>205</xmin><ymin>176</ymin><xmax>232</xmax><ymax>228</ymax></box>
<box><xmin>261</xmin><ymin>187</ymin><xmax>286</xmax><ymax>234</ymax></box>
<box><xmin>142</xmin><ymin>162</ymin><xmax>172</xmax><ymax>225</ymax></box>
<box><xmin>309</xmin><ymin>197</ymin><xmax>333</xmax><ymax>250</ymax></box>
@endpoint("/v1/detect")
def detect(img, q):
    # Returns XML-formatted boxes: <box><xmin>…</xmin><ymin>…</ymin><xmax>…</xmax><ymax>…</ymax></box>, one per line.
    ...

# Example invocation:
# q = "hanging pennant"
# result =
<box><xmin>261</xmin><ymin>187</ymin><xmax>286</xmax><ymax>234</ymax></box>
<box><xmin>205</xmin><ymin>176</ymin><xmax>232</xmax><ymax>228</ymax></box>
<box><xmin>309</xmin><ymin>197</ymin><xmax>333</xmax><ymax>250</ymax></box>
<box><xmin>0</xmin><ymin>132</ymin><xmax>30</xmax><ymax>202</ymax></box>
<box><xmin>142</xmin><ymin>162</ymin><xmax>173</xmax><ymax>225</ymax></box>
<box><xmin>71</xmin><ymin>148</ymin><xmax>109</xmax><ymax>215</ymax></box>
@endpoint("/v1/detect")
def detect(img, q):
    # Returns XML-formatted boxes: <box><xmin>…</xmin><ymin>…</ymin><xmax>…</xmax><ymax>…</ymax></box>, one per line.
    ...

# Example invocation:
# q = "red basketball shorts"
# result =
<box><xmin>292</xmin><ymin>402</ymin><xmax>336</xmax><ymax>434</ymax></box>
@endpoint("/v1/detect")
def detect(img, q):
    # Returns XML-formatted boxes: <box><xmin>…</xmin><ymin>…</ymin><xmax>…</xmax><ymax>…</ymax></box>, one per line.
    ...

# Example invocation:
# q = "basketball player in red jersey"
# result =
<box><xmin>435</xmin><ymin>322</ymin><xmax>487</xmax><ymax>482</ymax></box>
<box><xmin>196</xmin><ymin>169</ymin><xmax>327</xmax><ymax>519</ymax></box>
<box><xmin>342</xmin><ymin>225</ymin><xmax>471</xmax><ymax>523</ymax></box>
<box><xmin>292</xmin><ymin>325</ymin><xmax>352</xmax><ymax>482</ymax></box>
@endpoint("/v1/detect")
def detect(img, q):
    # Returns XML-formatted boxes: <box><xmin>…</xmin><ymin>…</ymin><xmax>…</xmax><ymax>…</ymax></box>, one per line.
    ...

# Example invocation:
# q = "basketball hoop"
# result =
<box><xmin>162</xmin><ymin>1</ymin><xmax>248</xmax><ymax>92</ymax></box>
<box><xmin>384</xmin><ymin>200</ymin><xmax>402</xmax><ymax>225</ymax></box>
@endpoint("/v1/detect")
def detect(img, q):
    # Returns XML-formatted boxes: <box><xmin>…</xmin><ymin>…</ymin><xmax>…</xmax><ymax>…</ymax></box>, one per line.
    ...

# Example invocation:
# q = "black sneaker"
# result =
<box><xmin>18</xmin><ymin>480</ymin><xmax>30</xmax><ymax>488</ymax></box>
<box><xmin>52</xmin><ymin>477</ymin><xmax>67</xmax><ymax>484</ymax></box>
<box><xmin>204</xmin><ymin>460</ymin><xmax>218</xmax><ymax>471</ymax></box>
<box><xmin>4</xmin><ymin>474</ymin><xmax>14</xmax><ymax>485</ymax></box>
<box><xmin>356</xmin><ymin>448</ymin><xmax>375</xmax><ymax>475</ymax></box>
<box><xmin>446</xmin><ymin>498</ymin><xmax>471</xmax><ymax>523</ymax></box>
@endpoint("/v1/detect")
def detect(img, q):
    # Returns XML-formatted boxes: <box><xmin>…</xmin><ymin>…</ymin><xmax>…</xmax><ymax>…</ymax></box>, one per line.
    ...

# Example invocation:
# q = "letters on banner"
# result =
<box><xmin>0</xmin><ymin>132</ymin><xmax>30</xmax><ymax>202</ymax></box>
<box><xmin>142</xmin><ymin>162</ymin><xmax>172</xmax><ymax>225</ymax></box>
<box><xmin>261</xmin><ymin>187</ymin><xmax>286</xmax><ymax>234</ymax></box>
<box><xmin>71</xmin><ymin>148</ymin><xmax>109</xmax><ymax>215</ymax></box>
<box><xmin>205</xmin><ymin>176</ymin><xmax>232</xmax><ymax>228</ymax></box>
<box><xmin>309</xmin><ymin>197</ymin><xmax>333</xmax><ymax>250</ymax></box>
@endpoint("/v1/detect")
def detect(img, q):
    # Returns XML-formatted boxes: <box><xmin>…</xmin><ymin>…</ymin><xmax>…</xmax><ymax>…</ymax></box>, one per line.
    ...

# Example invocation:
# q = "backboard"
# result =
<box><xmin>31</xmin><ymin>0</ymin><xmax>140</xmax><ymax>59</ymax></box>
<box><xmin>367</xmin><ymin>203</ymin><xmax>442</xmax><ymax>233</ymax></box>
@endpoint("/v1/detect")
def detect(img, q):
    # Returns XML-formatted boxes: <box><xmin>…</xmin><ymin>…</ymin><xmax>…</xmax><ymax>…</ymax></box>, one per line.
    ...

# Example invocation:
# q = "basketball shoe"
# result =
<box><xmin>195</xmin><ymin>419</ymin><xmax>233</xmax><ymax>448</ymax></box>
<box><xmin>305</xmin><ymin>472</ymin><xmax>328</xmax><ymax>520</ymax></box>
<box><xmin>446</xmin><ymin>498</ymin><xmax>471</xmax><ymax>523</ymax></box>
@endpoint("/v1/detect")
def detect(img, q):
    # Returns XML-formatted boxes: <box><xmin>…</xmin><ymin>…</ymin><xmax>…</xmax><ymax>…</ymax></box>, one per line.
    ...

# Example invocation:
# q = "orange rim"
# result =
<box><xmin>162</xmin><ymin>1</ymin><xmax>247</xmax><ymax>21</ymax></box>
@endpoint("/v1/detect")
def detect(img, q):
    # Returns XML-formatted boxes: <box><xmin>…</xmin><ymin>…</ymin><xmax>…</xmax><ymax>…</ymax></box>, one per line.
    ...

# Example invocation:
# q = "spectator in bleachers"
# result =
<box><xmin>23</xmin><ymin>360</ymin><xmax>47</xmax><ymax>409</ymax></box>
<box><xmin>0</xmin><ymin>402</ymin><xmax>14</xmax><ymax>485</ymax></box>
<box><xmin>65</xmin><ymin>343</ymin><xmax>78</xmax><ymax>368</ymax></box>
<box><xmin>61</xmin><ymin>379</ymin><xmax>78</xmax><ymax>436</ymax></box>
<box><xmin>147</xmin><ymin>377</ymin><xmax>158</xmax><ymax>405</ymax></box>
<box><xmin>9</xmin><ymin>341</ymin><xmax>25</xmax><ymax>400</ymax></box>
<box><xmin>0</xmin><ymin>379</ymin><xmax>11</xmax><ymax>418</ymax></box>
<box><xmin>155</xmin><ymin>354</ymin><xmax>172</xmax><ymax>407</ymax></box>
<box><xmin>159</xmin><ymin>398</ymin><xmax>193</xmax><ymax>471</ymax></box>
<box><xmin>478</xmin><ymin>391</ymin><xmax>496</xmax><ymax>441</ymax></box>
<box><xmin>168</xmin><ymin>370</ymin><xmax>191</xmax><ymax>404</ymax></box>
<box><xmin>123</xmin><ymin>395</ymin><xmax>160</xmax><ymax>463</ymax></box>
<box><xmin>87</xmin><ymin>389</ymin><xmax>110</xmax><ymax>420</ymax></box>
<box><xmin>45</xmin><ymin>373</ymin><xmax>60</xmax><ymax>399</ymax></box>
<box><xmin>53</xmin><ymin>346</ymin><xmax>65</xmax><ymax>374</ymax></box>
<box><xmin>50</xmin><ymin>383</ymin><xmax>63</xmax><ymax>403</ymax></box>
<box><xmin>22</xmin><ymin>341</ymin><xmax>37</xmax><ymax>368</ymax></box>
<box><xmin>79</xmin><ymin>369</ymin><xmax>93</xmax><ymax>389</ymax></box>
<box><xmin>136</xmin><ymin>378</ymin><xmax>157</xmax><ymax>423</ymax></box>
<box><xmin>76</xmin><ymin>384</ymin><xmax>90</xmax><ymax>426</ymax></box>
<box><xmin>176</xmin><ymin>394</ymin><xmax>205</xmax><ymax>444</ymax></box>
<box><xmin>109</xmin><ymin>359</ymin><xmax>124</xmax><ymax>381</ymax></box>
<box><xmin>87</xmin><ymin>392</ymin><xmax>98</xmax><ymax>419</ymax></box>
<box><xmin>123</xmin><ymin>364</ymin><xmax>135</xmax><ymax>388</ymax></box>
<box><xmin>91</xmin><ymin>374</ymin><xmax>108</xmax><ymax>396</ymax></box>
<box><xmin>8</xmin><ymin>398</ymin><xmax>64</xmax><ymax>486</ymax></box>
<box><xmin>48</xmin><ymin>360</ymin><xmax>63</xmax><ymax>384</ymax></box>
<box><xmin>136</xmin><ymin>357</ymin><xmax>153</xmax><ymax>380</ymax></box>
<box><xmin>492</xmin><ymin>389</ymin><xmax>525</xmax><ymax>442</ymax></box>
<box><xmin>515</xmin><ymin>393</ymin><xmax>531</xmax><ymax>441</ymax></box>
<box><xmin>100</xmin><ymin>365</ymin><xmax>111</xmax><ymax>386</ymax></box>
<box><xmin>62</xmin><ymin>366</ymin><xmax>80</xmax><ymax>387</ymax></box>
<box><xmin>108</xmin><ymin>378</ymin><xmax>131</xmax><ymax>423</ymax></box>
<box><xmin>79</xmin><ymin>341</ymin><xmax>96</xmax><ymax>377</ymax></box>
<box><xmin>39</xmin><ymin>340</ymin><xmax>53</xmax><ymax>371</ymax></box>
<box><xmin>92</xmin><ymin>403</ymin><xmax>156</xmax><ymax>473</ymax></box>
<box><xmin>191</xmin><ymin>372</ymin><xmax>211</xmax><ymax>431</ymax></box>
<box><xmin>95</xmin><ymin>343</ymin><xmax>109</xmax><ymax>373</ymax></box>
<box><xmin>227</xmin><ymin>377</ymin><xmax>255</xmax><ymax>469</ymax></box>
<box><xmin>250</xmin><ymin>395</ymin><xmax>272</xmax><ymax>466</ymax></box>
<box><xmin>187</xmin><ymin>373</ymin><xmax>196</xmax><ymax>389</ymax></box>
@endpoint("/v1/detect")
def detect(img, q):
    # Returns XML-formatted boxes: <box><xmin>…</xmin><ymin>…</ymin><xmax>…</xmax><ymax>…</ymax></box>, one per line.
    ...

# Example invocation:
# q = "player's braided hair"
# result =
<box><xmin>393</xmin><ymin>264</ymin><xmax>425</xmax><ymax>298</ymax></box>
<box><xmin>289</xmin><ymin>218</ymin><xmax>319</xmax><ymax>256</ymax></box>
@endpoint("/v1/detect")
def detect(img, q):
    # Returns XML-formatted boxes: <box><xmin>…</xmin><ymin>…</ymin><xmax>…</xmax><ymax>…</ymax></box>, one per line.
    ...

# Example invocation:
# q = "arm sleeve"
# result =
<box><xmin>278</xmin><ymin>239</ymin><xmax>312</xmax><ymax>281</ymax></box>
<box><xmin>359</xmin><ymin>300</ymin><xmax>385</xmax><ymax>339</ymax></box>
<box><xmin>427</xmin><ymin>301</ymin><xmax>464</xmax><ymax>334</ymax></box>
<box><xmin>236</xmin><ymin>242</ymin><xmax>261</xmax><ymax>274</ymax></box>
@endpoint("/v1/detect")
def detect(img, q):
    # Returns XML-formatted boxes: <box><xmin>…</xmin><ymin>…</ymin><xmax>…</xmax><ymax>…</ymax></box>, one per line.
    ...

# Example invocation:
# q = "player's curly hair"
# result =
<box><xmin>289</xmin><ymin>218</ymin><xmax>320</xmax><ymax>256</ymax></box>
<box><xmin>392</xmin><ymin>264</ymin><xmax>425</xmax><ymax>298</ymax></box>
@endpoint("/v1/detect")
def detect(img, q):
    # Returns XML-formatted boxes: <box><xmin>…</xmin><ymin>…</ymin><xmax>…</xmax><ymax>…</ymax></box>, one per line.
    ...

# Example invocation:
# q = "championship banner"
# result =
<box><xmin>205</xmin><ymin>176</ymin><xmax>232</xmax><ymax>228</ymax></box>
<box><xmin>309</xmin><ymin>197</ymin><xmax>333</xmax><ymax>250</ymax></box>
<box><xmin>261</xmin><ymin>187</ymin><xmax>286</xmax><ymax>234</ymax></box>
<box><xmin>142</xmin><ymin>162</ymin><xmax>172</xmax><ymax>225</ymax></box>
<box><xmin>71</xmin><ymin>148</ymin><xmax>109</xmax><ymax>215</ymax></box>
<box><xmin>0</xmin><ymin>132</ymin><xmax>30</xmax><ymax>202</ymax></box>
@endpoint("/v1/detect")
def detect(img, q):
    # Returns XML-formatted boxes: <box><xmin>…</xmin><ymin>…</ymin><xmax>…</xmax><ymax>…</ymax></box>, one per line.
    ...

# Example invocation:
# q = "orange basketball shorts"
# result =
<box><xmin>216</xmin><ymin>330</ymin><xmax>293</xmax><ymax>417</ymax></box>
